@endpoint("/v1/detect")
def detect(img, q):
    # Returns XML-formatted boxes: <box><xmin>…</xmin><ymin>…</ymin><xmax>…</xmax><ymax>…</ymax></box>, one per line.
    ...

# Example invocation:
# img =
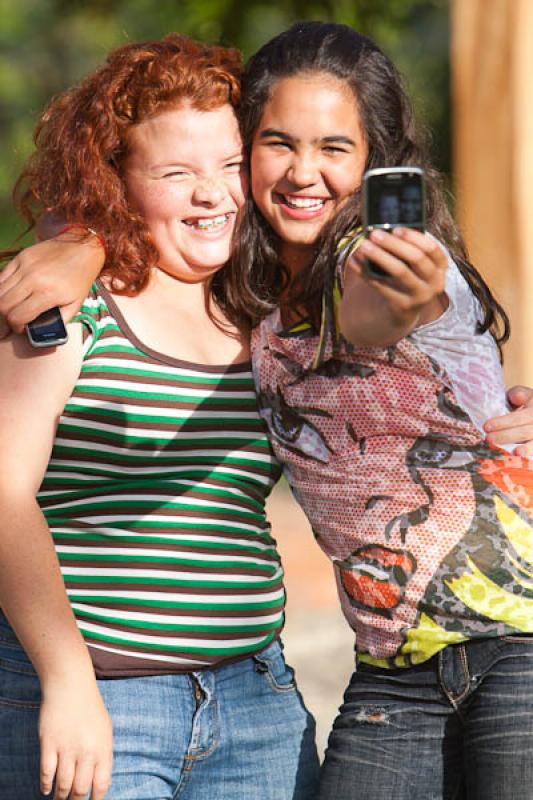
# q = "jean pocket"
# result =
<box><xmin>253</xmin><ymin>642</ymin><xmax>297</xmax><ymax>694</ymax></box>
<box><xmin>501</xmin><ymin>633</ymin><xmax>533</xmax><ymax>644</ymax></box>
<box><xmin>0</xmin><ymin>641</ymin><xmax>41</xmax><ymax>708</ymax></box>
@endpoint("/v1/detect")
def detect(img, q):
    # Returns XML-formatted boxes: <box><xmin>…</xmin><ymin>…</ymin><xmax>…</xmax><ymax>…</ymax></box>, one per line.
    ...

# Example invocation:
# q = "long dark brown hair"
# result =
<box><xmin>228</xmin><ymin>21</ymin><xmax>509</xmax><ymax>353</ymax></box>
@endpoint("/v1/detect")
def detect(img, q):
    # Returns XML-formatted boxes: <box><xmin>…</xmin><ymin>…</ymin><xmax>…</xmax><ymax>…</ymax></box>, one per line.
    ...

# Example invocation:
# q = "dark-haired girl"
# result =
<box><xmin>2</xmin><ymin>21</ymin><xmax>533</xmax><ymax>800</ymax></box>
<box><xmin>244</xmin><ymin>23</ymin><xmax>533</xmax><ymax>800</ymax></box>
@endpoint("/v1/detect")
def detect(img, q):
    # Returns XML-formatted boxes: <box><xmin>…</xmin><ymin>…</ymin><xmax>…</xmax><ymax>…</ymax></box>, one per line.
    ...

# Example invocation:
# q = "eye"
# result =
<box><xmin>224</xmin><ymin>161</ymin><xmax>243</xmax><ymax>172</ymax></box>
<box><xmin>323</xmin><ymin>145</ymin><xmax>349</xmax><ymax>155</ymax></box>
<box><xmin>162</xmin><ymin>170</ymin><xmax>188</xmax><ymax>179</ymax></box>
<box><xmin>266</xmin><ymin>140</ymin><xmax>291</xmax><ymax>150</ymax></box>
<box><xmin>261</xmin><ymin>406</ymin><xmax>331</xmax><ymax>463</ymax></box>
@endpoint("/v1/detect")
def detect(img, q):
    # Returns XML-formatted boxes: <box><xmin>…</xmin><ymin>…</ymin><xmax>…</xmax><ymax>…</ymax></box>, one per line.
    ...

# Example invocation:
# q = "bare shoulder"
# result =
<box><xmin>0</xmin><ymin>323</ymin><xmax>84</xmax><ymax>403</ymax></box>
<box><xmin>0</xmin><ymin>323</ymin><xmax>84</xmax><ymax>490</ymax></box>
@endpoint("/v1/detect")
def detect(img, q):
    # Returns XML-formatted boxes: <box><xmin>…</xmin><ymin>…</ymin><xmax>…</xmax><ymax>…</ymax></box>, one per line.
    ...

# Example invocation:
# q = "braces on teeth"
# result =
<box><xmin>191</xmin><ymin>214</ymin><xmax>229</xmax><ymax>230</ymax></box>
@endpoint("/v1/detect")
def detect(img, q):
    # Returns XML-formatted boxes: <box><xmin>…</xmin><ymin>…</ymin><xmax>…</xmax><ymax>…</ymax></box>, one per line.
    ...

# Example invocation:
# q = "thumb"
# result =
<box><xmin>0</xmin><ymin>315</ymin><xmax>11</xmax><ymax>339</ymax></box>
<box><xmin>507</xmin><ymin>384</ymin><xmax>533</xmax><ymax>409</ymax></box>
<box><xmin>60</xmin><ymin>301</ymin><xmax>82</xmax><ymax>325</ymax></box>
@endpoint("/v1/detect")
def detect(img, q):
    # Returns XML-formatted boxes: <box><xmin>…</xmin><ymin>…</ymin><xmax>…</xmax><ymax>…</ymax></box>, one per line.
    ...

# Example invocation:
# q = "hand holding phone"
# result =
<box><xmin>362</xmin><ymin>167</ymin><xmax>425</xmax><ymax>279</ymax></box>
<box><xmin>26</xmin><ymin>307</ymin><xmax>68</xmax><ymax>347</ymax></box>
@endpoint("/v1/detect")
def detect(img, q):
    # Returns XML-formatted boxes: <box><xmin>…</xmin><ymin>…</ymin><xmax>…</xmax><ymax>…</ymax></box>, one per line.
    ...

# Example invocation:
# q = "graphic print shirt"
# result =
<box><xmin>252</xmin><ymin>246</ymin><xmax>533</xmax><ymax>667</ymax></box>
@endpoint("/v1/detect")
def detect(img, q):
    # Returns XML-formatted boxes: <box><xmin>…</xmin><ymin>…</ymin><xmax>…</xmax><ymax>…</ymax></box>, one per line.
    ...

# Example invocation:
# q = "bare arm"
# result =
<box><xmin>339</xmin><ymin>228</ymin><xmax>448</xmax><ymax>347</ymax></box>
<box><xmin>0</xmin><ymin>228</ymin><xmax>105</xmax><ymax>335</ymax></box>
<box><xmin>0</xmin><ymin>332</ymin><xmax>112</xmax><ymax>800</ymax></box>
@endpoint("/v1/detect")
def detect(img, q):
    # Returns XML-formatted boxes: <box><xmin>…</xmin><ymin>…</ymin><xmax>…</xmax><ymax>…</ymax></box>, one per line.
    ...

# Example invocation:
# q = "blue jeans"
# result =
<box><xmin>0</xmin><ymin>616</ymin><xmax>319</xmax><ymax>799</ymax></box>
<box><xmin>318</xmin><ymin>636</ymin><xmax>533</xmax><ymax>800</ymax></box>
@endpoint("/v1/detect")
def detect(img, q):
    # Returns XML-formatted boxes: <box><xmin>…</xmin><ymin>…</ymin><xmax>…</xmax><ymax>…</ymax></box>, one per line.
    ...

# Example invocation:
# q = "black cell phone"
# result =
<box><xmin>26</xmin><ymin>306</ymin><xmax>68</xmax><ymax>347</ymax></box>
<box><xmin>362</xmin><ymin>166</ymin><xmax>426</xmax><ymax>279</ymax></box>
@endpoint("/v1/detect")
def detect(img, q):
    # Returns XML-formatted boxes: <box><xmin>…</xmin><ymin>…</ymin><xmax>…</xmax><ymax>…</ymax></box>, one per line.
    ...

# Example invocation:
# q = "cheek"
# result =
<box><xmin>231</xmin><ymin>174</ymin><xmax>247</xmax><ymax>208</ymax></box>
<box><xmin>136</xmin><ymin>185</ymin><xmax>186</xmax><ymax>221</ymax></box>
<box><xmin>329</xmin><ymin>168</ymin><xmax>362</xmax><ymax>203</ymax></box>
<box><xmin>329</xmin><ymin>149</ymin><xmax>367</xmax><ymax>199</ymax></box>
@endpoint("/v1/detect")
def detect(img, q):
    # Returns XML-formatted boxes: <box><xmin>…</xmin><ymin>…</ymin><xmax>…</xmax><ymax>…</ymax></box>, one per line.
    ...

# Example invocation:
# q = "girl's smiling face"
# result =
<box><xmin>250</xmin><ymin>73</ymin><xmax>368</xmax><ymax>274</ymax></box>
<box><xmin>124</xmin><ymin>103</ymin><xmax>245</xmax><ymax>283</ymax></box>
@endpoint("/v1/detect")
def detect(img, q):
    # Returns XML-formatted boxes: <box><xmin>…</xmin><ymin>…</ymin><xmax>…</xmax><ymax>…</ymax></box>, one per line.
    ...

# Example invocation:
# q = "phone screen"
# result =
<box><xmin>366</xmin><ymin>171</ymin><xmax>424</xmax><ymax>229</ymax></box>
<box><xmin>26</xmin><ymin>307</ymin><xmax>68</xmax><ymax>347</ymax></box>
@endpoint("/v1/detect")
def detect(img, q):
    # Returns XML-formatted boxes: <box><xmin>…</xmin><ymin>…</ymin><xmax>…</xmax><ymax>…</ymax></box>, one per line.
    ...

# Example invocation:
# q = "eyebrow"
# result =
<box><xmin>258</xmin><ymin>128</ymin><xmax>356</xmax><ymax>147</ymax></box>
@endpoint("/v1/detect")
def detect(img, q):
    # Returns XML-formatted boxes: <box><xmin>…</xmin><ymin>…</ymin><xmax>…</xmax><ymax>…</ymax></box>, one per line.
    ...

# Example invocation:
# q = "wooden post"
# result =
<box><xmin>451</xmin><ymin>0</ymin><xmax>533</xmax><ymax>385</ymax></box>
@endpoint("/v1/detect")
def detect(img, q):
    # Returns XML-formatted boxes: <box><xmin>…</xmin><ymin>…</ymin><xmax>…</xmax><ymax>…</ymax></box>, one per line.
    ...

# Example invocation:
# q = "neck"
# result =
<box><xmin>279</xmin><ymin>242</ymin><xmax>316</xmax><ymax>281</ymax></box>
<box><xmin>146</xmin><ymin>267</ymin><xmax>213</xmax><ymax>311</ymax></box>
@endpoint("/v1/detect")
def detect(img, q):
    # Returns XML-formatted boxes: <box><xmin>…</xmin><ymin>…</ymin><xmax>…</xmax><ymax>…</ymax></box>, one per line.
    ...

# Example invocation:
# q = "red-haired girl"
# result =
<box><xmin>0</xmin><ymin>34</ymin><xmax>319</xmax><ymax>800</ymax></box>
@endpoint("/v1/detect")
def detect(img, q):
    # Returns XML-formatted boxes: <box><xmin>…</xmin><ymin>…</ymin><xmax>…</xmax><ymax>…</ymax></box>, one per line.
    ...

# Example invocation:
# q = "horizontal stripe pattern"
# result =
<box><xmin>38</xmin><ymin>283</ymin><xmax>284</xmax><ymax>675</ymax></box>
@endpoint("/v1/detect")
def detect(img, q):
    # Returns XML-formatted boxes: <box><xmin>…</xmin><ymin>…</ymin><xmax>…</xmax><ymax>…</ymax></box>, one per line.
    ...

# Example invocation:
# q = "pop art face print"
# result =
<box><xmin>251</xmin><ymin>270</ymin><xmax>533</xmax><ymax>667</ymax></box>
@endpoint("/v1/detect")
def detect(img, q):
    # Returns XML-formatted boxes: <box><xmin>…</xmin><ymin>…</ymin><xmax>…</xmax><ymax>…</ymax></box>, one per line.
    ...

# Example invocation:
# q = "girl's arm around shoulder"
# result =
<box><xmin>339</xmin><ymin>228</ymin><xmax>448</xmax><ymax>348</ymax></box>
<box><xmin>0</xmin><ymin>327</ymin><xmax>112</xmax><ymax>800</ymax></box>
<box><xmin>0</xmin><ymin>229</ymin><xmax>104</xmax><ymax>336</ymax></box>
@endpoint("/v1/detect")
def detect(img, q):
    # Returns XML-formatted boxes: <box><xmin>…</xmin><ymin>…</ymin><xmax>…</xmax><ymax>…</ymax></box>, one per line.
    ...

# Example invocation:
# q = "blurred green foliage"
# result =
<box><xmin>0</xmin><ymin>0</ymin><xmax>449</xmax><ymax>248</ymax></box>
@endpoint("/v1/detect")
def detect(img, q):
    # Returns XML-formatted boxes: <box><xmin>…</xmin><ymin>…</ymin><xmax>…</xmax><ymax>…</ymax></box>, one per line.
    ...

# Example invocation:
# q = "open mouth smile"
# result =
<box><xmin>275</xmin><ymin>193</ymin><xmax>329</xmax><ymax>218</ymax></box>
<box><xmin>183</xmin><ymin>213</ymin><xmax>233</xmax><ymax>232</ymax></box>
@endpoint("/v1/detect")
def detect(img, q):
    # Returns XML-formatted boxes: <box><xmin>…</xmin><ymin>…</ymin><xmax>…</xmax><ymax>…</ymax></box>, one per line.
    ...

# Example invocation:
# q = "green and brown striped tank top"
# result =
<box><xmin>37</xmin><ymin>282</ymin><xmax>284</xmax><ymax>676</ymax></box>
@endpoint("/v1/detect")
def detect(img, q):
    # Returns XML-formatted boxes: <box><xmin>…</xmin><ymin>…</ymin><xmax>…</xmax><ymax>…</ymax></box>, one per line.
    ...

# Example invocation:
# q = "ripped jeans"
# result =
<box><xmin>318</xmin><ymin>636</ymin><xmax>533</xmax><ymax>800</ymax></box>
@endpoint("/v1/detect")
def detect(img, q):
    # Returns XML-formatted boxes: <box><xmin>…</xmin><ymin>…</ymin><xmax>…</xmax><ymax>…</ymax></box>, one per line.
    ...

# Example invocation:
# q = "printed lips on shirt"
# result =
<box><xmin>338</xmin><ymin>545</ymin><xmax>417</xmax><ymax>617</ymax></box>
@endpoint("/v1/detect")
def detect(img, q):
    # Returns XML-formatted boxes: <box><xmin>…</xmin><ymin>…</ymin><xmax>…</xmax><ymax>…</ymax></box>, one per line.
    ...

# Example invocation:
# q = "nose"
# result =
<box><xmin>286</xmin><ymin>152</ymin><xmax>319</xmax><ymax>187</ymax></box>
<box><xmin>192</xmin><ymin>176</ymin><xmax>226</xmax><ymax>206</ymax></box>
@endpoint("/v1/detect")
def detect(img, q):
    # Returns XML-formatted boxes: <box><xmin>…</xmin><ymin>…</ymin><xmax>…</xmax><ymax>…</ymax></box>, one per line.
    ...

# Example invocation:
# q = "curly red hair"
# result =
<box><xmin>14</xmin><ymin>34</ymin><xmax>242</xmax><ymax>295</ymax></box>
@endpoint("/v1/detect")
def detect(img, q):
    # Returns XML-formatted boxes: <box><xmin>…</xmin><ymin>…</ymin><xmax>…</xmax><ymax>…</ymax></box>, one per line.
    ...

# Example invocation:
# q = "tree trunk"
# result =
<box><xmin>451</xmin><ymin>0</ymin><xmax>533</xmax><ymax>385</ymax></box>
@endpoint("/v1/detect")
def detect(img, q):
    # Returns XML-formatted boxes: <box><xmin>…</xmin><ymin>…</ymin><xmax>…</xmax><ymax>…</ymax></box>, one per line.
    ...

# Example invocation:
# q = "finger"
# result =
<box><xmin>514</xmin><ymin>442</ymin><xmax>533</xmax><ymax>458</ymax></box>
<box><xmin>4</xmin><ymin>294</ymin><xmax>54</xmax><ymax>333</ymax></box>
<box><xmin>0</xmin><ymin>256</ymin><xmax>22</xmax><ymax>285</ymax></box>
<box><xmin>357</xmin><ymin>241</ymin><xmax>433</xmax><ymax>296</ymax></box>
<box><xmin>0</xmin><ymin>264</ymin><xmax>26</xmax><ymax>300</ymax></box>
<box><xmin>485</xmin><ymin>420</ymin><xmax>533</xmax><ymax>446</ymax></box>
<box><xmin>70</xmin><ymin>758</ymin><xmax>94</xmax><ymax>800</ymax></box>
<box><xmin>0</xmin><ymin>315</ymin><xmax>11</xmax><ymax>339</ymax></box>
<box><xmin>484</xmin><ymin>405</ymin><xmax>533</xmax><ymax>433</ymax></box>
<box><xmin>57</xmin><ymin>300</ymin><xmax>81</xmax><ymax>325</ymax></box>
<box><xmin>370</xmin><ymin>229</ymin><xmax>447</xmax><ymax>281</ymax></box>
<box><xmin>360</xmin><ymin>273</ymin><xmax>427</xmax><ymax>313</ymax></box>
<box><xmin>0</xmin><ymin>278</ymin><xmax>33</xmax><ymax>318</ymax></box>
<box><xmin>53</xmin><ymin>754</ymin><xmax>75</xmax><ymax>800</ymax></box>
<box><xmin>391</xmin><ymin>226</ymin><xmax>445</xmax><ymax>255</ymax></box>
<box><xmin>40</xmin><ymin>744</ymin><xmax>58</xmax><ymax>797</ymax></box>
<box><xmin>507</xmin><ymin>384</ymin><xmax>533</xmax><ymax>408</ymax></box>
<box><xmin>91</xmin><ymin>757</ymin><xmax>113</xmax><ymax>800</ymax></box>
<box><xmin>487</xmin><ymin>428</ymin><xmax>533</xmax><ymax>448</ymax></box>
<box><xmin>393</xmin><ymin>228</ymin><xmax>449</xmax><ymax>274</ymax></box>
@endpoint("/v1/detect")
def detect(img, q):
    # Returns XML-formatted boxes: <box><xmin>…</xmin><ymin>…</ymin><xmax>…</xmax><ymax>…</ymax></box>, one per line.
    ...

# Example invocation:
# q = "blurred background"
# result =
<box><xmin>1</xmin><ymin>0</ymin><xmax>532</xmax><ymax>755</ymax></box>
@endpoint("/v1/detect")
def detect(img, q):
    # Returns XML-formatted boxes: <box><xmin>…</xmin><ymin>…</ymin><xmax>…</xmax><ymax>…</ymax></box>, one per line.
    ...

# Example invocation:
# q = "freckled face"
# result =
<box><xmin>250</xmin><ymin>73</ymin><xmax>368</xmax><ymax>272</ymax></box>
<box><xmin>124</xmin><ymin>104</ymin><xmax>245</xmax><ymax>282</ymax></box>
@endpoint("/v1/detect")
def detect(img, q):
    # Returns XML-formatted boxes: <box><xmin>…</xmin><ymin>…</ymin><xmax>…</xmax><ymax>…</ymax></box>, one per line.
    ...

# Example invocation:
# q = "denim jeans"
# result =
<box><xmin>0</xmin><ymin>615</ymin><xmax>319</xmax><ymax>799</ymax></box>
<box><xmin>318</xmin><ymin>636</ymin><xmax>533</xmax><ymax>800</ymax></box>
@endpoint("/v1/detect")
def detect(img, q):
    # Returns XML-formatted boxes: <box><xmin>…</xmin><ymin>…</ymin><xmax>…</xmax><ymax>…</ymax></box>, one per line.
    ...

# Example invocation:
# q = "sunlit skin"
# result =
<box><xmin>110</xmin><ymin>103</ymin><xmax>249</xmax><ymax>363</ymax></box>
<box><xmin>124</xmin><ymin>102</ymin><xmax>245</xmax><ymax>284</ymax></box>
<box><xmin>2</xmin><ymin>79</ymin><xmax>533</xmax><ymax>451</ymax></box>
<box><xmin>250</xmin><ymin>72</ymin><xmax>447</xmax><ymax>341</ymax></box>
<box><xmin>250</xmin><ymin>73</ymin><xmax>369</xmax><ymax>276</ymax></box>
